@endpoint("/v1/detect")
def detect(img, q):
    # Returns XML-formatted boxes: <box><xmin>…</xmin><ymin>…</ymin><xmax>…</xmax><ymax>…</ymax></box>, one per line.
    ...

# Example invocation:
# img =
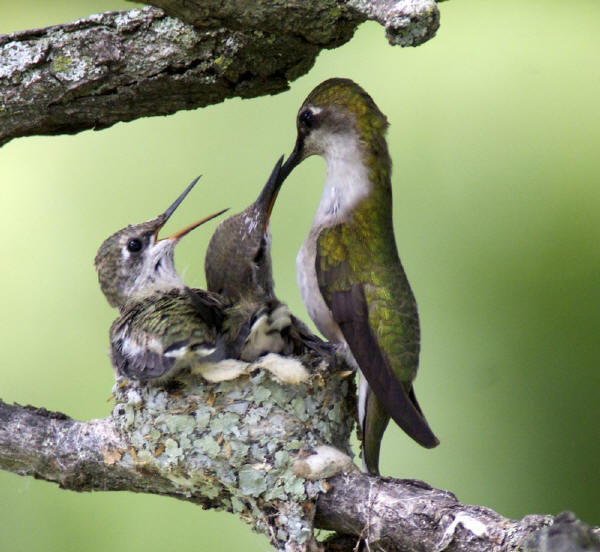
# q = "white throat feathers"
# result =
<box><xmin>129</xmin><ymin>242</ymin><xmax>184</xmax><ymax>299</ymax></box>
<box><xmin>313</xmin><ymin>130</ymin><xmax>371</xmax><ymax>227</ymax></box>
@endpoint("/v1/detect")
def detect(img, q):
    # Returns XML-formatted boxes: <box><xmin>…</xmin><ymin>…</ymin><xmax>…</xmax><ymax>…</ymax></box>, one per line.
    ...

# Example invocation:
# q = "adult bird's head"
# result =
<box><xmin>281</xmin><ymin>78</ymin><xmax>390</xmax><ymax>177</ymax></box>
<box><xmin>95</xmin><ymin>177</ymin><xmax>227</xmax><ymax>308</ymax></box>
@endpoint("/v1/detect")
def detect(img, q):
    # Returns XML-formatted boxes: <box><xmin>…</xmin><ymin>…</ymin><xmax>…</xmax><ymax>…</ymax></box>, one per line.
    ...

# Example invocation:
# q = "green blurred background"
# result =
<box><xmin>1</xmin><ymin>1</ymin><xmax>599</xmax><ymax>549</ymax></box>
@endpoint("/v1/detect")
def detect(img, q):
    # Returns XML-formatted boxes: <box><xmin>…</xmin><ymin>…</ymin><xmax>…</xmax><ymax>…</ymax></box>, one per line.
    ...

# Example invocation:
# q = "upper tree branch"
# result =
<box><xmin>0</xmin><ymin>7</ymin><xmax>319</xmax><ymax>147</ymax></box>
<box><xmin>0</xmin><ymin>0</ymin><xmax>440</xmax><ymax>147</ymax></box>
<box><xmin>1</xmin><ymin>398</ymin><xmax>598</xmax><ymax>552</ymax></box>
<box><xmin>142</xmin><ymin>0</ymin><xmax>440</xmax><ymax>47</ymax></box>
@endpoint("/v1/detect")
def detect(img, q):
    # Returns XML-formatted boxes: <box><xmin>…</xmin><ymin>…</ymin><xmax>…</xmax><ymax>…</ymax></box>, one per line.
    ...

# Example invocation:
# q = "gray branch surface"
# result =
<box><xmin>1</xmin><ymin>356</ymin><xmax>598</xmax><ymax>552</ymax></box>
<box><xmin>0</xmin><ymin>0</ymin><xmax>440</xmax><ymax>147</ymax></box>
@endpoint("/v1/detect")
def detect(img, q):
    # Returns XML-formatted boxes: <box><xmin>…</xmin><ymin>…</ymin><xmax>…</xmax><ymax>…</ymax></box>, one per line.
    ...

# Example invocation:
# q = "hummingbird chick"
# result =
<box><xmin>95</xmin><ymin>178</ymin><xmax>229</xmax><ymax>384</ymax></box>
<box><xmin>281</xmin><ymin>78</ymin><xmax>439</xmax><ymax>474</ymax></box>
<box><xmin>205</xmin><ymin>156</ymin><xmax>327</xmax><ymax>361</ymax></box>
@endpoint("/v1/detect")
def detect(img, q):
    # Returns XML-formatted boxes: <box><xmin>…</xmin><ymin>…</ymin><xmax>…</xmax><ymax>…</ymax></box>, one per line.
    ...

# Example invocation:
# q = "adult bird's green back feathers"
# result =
<box><xmin>326</xmin><ymin>283</ymin><xmax>439</xmax><ymax>448</ymax></box>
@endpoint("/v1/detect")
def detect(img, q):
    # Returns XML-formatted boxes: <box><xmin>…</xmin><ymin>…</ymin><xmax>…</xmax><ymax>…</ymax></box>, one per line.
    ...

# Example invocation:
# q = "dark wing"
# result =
<box><xmin>110</xmin><ymin>312</ymin><xmax>176</xmax><ymax>383</ymax></box>
<box><xmin>110</xmin><ymin>291</ymin><xmax>225</xmax><ymax>383</ymax></box>
<box><xmin>317</xmin><ymin>263</ymin><xmax>439</xmax><ymax>449</ymax></box>
<box><xmin>111</xmin><ymin>339</ymin><xmax>175</xmax><ymax>382</ymax></box>
<box><xmin>186</xmin><ymin>287</ymin><xmax>226</xmax><ymax>329</ymax></box>
<box><xmin>288</xmin><ymin>314</ymin><xmax>334</xmax><ymax>356</ymax></box>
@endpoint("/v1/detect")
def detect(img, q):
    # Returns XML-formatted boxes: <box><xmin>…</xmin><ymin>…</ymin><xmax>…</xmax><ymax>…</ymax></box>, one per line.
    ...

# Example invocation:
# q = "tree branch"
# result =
<box><xmin>0</xmin><ymin>7</ymin><xmax>319</xmax><ymax>148</ymax></box>
<box><xmin>1</xmin><ymin>359</ymin><xmax>598</xmax><ymax>552</ymax></box>
<box><xmin>0</xmin><ymin>0</ymin><xmax>440</xmax><ymax>147</ymax></box>
<box><xmin>142</xmin><ymin>0</ymin><xmax>440</xmax><ymax>47</ymax></box>
<box><xmin>316</xmin><ymin>475</ymin><xmax>600</xmax><ymax>551</ymax></box>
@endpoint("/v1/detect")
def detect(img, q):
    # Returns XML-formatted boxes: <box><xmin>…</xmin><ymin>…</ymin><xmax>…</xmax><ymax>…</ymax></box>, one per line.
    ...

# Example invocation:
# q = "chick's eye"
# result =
<box><xmin>253</xmin><ymin>235</ymin><xmax>269</xmax><ymax>266</ymax></box>
<box><xmin>253</xmin><ymin>244</ymin><xmax>265</xmax><ymax>265</ymax></box>
<box><xmin>127</xmin><ymin>238</ymin><xmax>143</xmax><ymax>252</ymax></box>
<box><xmin>299</xmin><ymin>109</ymin><xmax>314</xmax><ymax>128</ymax></box>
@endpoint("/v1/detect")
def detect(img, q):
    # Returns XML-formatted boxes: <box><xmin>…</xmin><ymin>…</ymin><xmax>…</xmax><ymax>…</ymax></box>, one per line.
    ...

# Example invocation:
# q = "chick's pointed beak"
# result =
<box><xmin>279</xmin><ymin>135</ymin><xmax>303</xmax><ymax>183</ymax></box>
<box><xmin>255</xmin><ymin>155</ymin><xmax>285</xmax><ymax>227</ymax></box>
<box><xmin>153</xmin><ymin>175</ymin><xmax>203</xmax><ymax>241</ymax></box>
<box><xmin>254</xmin><ymin>142</ymin><xmax>303</xmax><ymax>233</ymax></box>
<box><xmin>165</xmin><ymin>208</ymin><xmax>229</xmax><ymax>242</ymax></box>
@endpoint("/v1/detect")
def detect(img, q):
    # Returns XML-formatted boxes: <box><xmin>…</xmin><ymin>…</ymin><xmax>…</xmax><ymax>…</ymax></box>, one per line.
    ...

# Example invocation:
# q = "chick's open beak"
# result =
<box><xmin>165</xmin><ymin>208</ymin><xmax>229</xmax><ymax>242</ymax></box>
<box><xmin>151</xmin><ymin>176</ymin><xmax>228</xmax><ymax>242</ymax></box>
<box><xmin>153</xmin><ymin>176</ymin><xmax>202</xmax><ymax>241</ymax></box>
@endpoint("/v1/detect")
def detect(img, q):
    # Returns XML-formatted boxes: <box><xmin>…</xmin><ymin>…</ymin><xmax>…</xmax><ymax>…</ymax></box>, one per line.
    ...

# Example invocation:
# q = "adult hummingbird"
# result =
<box><xmin>95</xmin><ymin>178</ymin><xmax>229</xmax><ymax>383</ymax></box>
<box><xmin>280</xmin><ymin>78</ymin><xmax>439</xmax><ymax>474</ymax></box>
<box><xmin>205</xmin><ymin>156</ymin><xmax>325</xmax><ymax>359</ymax></box>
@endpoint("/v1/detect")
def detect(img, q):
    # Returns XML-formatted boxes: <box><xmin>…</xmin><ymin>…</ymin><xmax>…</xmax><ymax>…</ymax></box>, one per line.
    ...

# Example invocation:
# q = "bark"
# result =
<box><xmin>1</xmin><ymin>382</ymin><xmax>598</xmax><ymax>551</ymax></box>
<box><xmin>142</xmin><ymin>0</ymin><xmax>440</xmax><ymax>47</ymax></box>
<box><xmin>0</xmin><ymin>0</ymin><xmax>440</xmax><ymax>147</ymax></box>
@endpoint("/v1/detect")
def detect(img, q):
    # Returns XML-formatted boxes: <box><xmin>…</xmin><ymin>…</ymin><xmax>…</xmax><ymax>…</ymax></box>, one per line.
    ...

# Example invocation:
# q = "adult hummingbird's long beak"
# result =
<box><xmin>165</xmin><ymin>208</ymin><xmax>229</xmax><ymax>241</ymax></box>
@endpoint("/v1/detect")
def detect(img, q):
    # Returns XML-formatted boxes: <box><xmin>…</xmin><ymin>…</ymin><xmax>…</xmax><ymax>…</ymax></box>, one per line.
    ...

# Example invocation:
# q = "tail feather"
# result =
<box><xmin>361</xmin><ymin>388</ymin><xmax>390</xmax><ymax>475</ymax></box>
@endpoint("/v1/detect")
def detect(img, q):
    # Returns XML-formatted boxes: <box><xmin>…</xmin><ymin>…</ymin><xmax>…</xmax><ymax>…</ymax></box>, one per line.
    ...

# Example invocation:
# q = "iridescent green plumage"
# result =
<box><xmin>283</xmin><ymin>78</ymin><xmax>438</xmax><ymax>474</ymax></box>
<box><xmin>316</xmin><ymin>216</ymin><xmax>420</xmax><ymax>384</ymax></box>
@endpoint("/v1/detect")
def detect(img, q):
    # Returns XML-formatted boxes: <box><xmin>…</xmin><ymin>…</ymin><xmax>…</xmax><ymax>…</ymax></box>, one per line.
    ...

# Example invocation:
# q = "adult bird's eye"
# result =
<box><xmin>127</xmin><ymin>238</ymin><xmax>143</xmax><ymax>252</ymax></box>
<box><xmin>299</xmin><ymin>109</ymin><xmax>314</xmax><ymax>128</ymax></box>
